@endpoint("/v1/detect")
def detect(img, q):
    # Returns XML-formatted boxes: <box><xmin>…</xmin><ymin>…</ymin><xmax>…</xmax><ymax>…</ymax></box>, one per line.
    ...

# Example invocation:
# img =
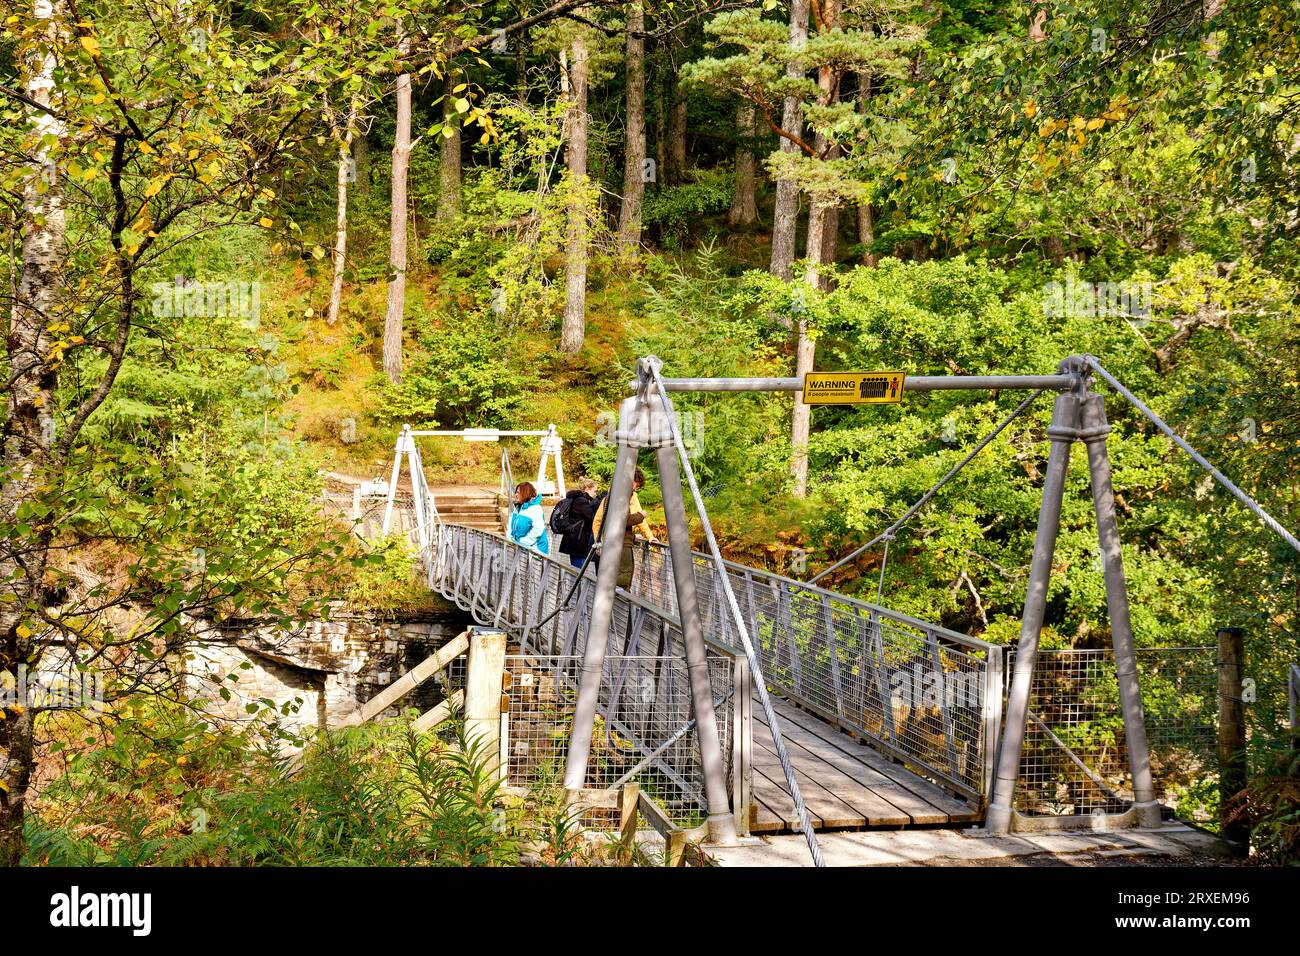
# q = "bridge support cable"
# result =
<box><xmin>809</xmin><ymin>388</ymin><xmax>1046</xmax><ymax>585</ymax></box>
<box><xmin>646</xmin><ymin>360</ymin><xmax>825</xmax><ymax>867</ymax></box>
<box><xmin>1083</xmin><ymin>356</ymin><xmax>1300</xmax><ymax>556</ymax></box>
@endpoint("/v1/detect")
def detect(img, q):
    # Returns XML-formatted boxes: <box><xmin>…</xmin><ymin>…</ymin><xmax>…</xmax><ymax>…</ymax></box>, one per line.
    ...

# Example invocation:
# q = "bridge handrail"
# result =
<box><xmin>629</xmin><ymin>537</ymin><xmax>999</xmax><ymax>802</ymax></box>
<box><xmin>426</xmin><ymin>518</ymin><xmax>995</xmax><ymax>805</ymax></box>
<box><xmin>430</xmin><ymin>522</ymin><xmax>752</xmax><ymax>829</ymax></box>
<box><xmin>638</xmin><ymin>539</ymin><xmax>996</xmax><ymax>657</ymax></box>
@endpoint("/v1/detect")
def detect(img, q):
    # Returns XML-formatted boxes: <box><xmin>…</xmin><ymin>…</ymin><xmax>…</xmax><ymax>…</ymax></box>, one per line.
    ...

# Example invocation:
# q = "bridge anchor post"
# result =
<box><xmin>1080</xmin><ymin>391</ymin><xmax>1160</xmax><ymax>828</ymax></box>
<box><xmin>564</xmin><ymin>360</ymin><xmax>739</xmax><ymax>844</ymax></box>
<box><xmin>988</xmin><ymin>358</ymin><xmax>1159</xmax><ymax>833</ymax></box>
<box><xmin>987</xmin><ymin>360</ymin><xmax>1082</xmax><ymax>834</ymax></box>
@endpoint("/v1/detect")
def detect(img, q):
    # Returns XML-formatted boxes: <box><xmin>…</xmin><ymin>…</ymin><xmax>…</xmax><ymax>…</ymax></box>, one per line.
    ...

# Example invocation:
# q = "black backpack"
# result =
<box><xmin>550</xmin><ymin>495</ymin><xmax>583</xmax><ymax>536</ymax></box>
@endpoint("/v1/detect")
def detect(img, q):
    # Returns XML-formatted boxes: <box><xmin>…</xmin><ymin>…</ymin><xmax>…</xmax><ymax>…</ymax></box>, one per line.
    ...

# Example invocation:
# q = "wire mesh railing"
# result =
<box><xmin>433</xmin><ymin>524</ymin><xmax>750</xmax><ymax>829</ymax></box>
<box><xmin>631</xmin><ymin>540</ymin><xmax>1000</xmax><ymax>802</ymax></box>
<box><xmin>1011</xmin><ymin>647</ymin><xmax>1218</xmax><ymax>823</ymax></box>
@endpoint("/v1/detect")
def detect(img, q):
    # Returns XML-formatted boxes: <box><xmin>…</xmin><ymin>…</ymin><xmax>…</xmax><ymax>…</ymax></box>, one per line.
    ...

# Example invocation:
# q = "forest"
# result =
<box><xmin>0</xmin><ymin>0</ymin><xmax>1298</xmax><ymax>870</ymax></box>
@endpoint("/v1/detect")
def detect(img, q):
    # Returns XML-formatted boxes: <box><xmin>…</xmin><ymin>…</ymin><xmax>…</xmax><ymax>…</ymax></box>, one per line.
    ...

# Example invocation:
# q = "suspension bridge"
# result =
<box><xmin>373</xmin><ymin>354</ymin><xmax>1298</xmax><ymax>866</ymax></box>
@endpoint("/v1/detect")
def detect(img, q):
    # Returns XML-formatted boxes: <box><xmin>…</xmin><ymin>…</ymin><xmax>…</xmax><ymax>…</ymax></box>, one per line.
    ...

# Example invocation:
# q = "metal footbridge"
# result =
<box><xmin>380</xmin><ymin>354</ymin><xmax>1300</xmax><ymax>865</ymax></box>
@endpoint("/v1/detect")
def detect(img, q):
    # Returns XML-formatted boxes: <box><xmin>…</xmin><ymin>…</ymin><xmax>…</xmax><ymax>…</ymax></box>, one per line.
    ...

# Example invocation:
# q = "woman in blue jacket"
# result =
<box><xmin>509</xmin><ymin>481</ymin><xmax>550</xmax><ymax>556</ymax></box>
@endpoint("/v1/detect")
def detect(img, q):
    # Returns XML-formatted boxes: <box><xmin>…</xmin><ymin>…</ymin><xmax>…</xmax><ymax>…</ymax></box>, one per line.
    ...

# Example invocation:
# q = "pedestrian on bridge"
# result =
<box><xmin>509</xmin><ymin>481</ymin><xmax>549</xmax><ymax>556</ymax></box>
<box><xmin>552</xmin><ymin>477</ymin><xmax>600</xmax><ymax>569</ymax></box>
<box><xmin>592</xmin><ymin>468</ymin><xmax>656</xmax><ymax>588</ymax></box>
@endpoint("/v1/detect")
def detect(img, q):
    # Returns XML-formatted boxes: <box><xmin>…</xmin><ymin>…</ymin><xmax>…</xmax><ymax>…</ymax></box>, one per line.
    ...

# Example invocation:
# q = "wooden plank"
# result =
<box><xmin>753</xmin><ymin>709</ymin><xmax>949</xmax><ymax>825</ymax></box>
<box><xmin>351</xmin><ymin>631</ymin><xmax>469</xmax><ymax>724</ymax></box>
<box><xmin>751</xmin><ymin>736</ymin><xmax>913</xmax><ymax>827</ymax></box>
<box><xmin>749</xmin><ymin>767</ymin><xmax>825</xmax><ymax>831</ymax></box>
<box><xmin>749</xmin><ymin>795</ymin><xmax>786</xmax><ymax>834</ymax></box>
<box><xmin>413</xmin><ymin>689</ymin><xmax>465</xmax><ymax>732</ymax></box>
<box><xmin>619</xmin><ymin>784</ymin><xmax>640</xmax><ymax>852</ymax></box>
<box><xmin>772</xmin><ymin>701</ymin><xmax>975</xmax><ymax>819</ymax></box>
<box><xmin>750</xmin><ymin>757</ymin><xmax>864</xmax><ymax>829</ymax></box>
<box><xmin>759</xmin><ymin>697</ymin><xmax>979</xmax><ymax>823</ymax></box>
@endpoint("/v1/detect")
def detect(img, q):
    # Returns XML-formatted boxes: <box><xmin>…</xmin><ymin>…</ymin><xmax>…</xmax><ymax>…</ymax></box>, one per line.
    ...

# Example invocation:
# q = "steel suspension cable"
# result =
<box><xmin>809</xmin><ymin>388</ymin><xmax>1047</xmax><ymax>584</ymax></box>
<box><xmin>1083</xmin><ymin>356</ymin><xmax>1300</xmax><ymax>555</ymax></box>
<box><xmin>648</xmin><ymin>364</ymin><xmax>825</xmax><ymax>867</ymax></box>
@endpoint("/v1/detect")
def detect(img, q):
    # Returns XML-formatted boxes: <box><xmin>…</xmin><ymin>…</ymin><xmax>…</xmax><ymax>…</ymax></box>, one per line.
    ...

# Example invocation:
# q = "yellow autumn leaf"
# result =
<box><xmin>259</xmin><ymin>217</ymin><xmax>274</xmax><ymax>228</ymax></box>
<box><xmin>1086</xmin><ymin>118</ymin><xmax>1104</xmax><ymax>131</ymax></box>
<box><xmin>78</xmin><ymin>35</ymin><xmax>101</xmax><ymax>56</ymax></box>
<box><xmin>16</xmin><ymin>623</ymin><xmax>31</xmax><ymax>639</ymax></box>
<box><xmin>143</xmin><ymin>178</ymin><xmax>165</xmax><ymax>198</ymax></box>
<box><xmin>1023</xmin><ymin>101</ymin><xmax>1037</xmax><ymax>118</ymax></box>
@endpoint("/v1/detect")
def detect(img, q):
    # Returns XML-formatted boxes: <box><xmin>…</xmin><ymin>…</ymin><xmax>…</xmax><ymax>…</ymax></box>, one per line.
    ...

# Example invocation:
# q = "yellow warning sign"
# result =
<box><xmin>801</xmin><ymin>371</ymin><xmax>906</xmax><ymax>405</ymax></box>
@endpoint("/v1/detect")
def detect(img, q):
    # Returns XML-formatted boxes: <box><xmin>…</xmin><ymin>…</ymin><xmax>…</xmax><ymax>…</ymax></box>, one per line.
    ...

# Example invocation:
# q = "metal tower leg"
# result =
<box><xmin>563</xmin><ymin>442</ymin><xmax>637</xmax><ymax>800</ymax></box>
<box><xmin>986</xmin><ymin>387</ymin><xmax>1081</xmax><ymax>833</ymax></box>
<box><xmin>1079</xmin><ymin>391</ymin><xmax>1160</xmax><ymax>827</ymax></box>
<box><xmin>655</xmin><ymin>443</ymin><xmax>739</xmax><ymax>844</ymax></box>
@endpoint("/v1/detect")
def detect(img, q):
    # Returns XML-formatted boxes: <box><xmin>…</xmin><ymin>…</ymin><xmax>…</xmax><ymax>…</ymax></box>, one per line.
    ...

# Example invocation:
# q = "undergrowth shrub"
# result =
<box><xmin>26</xmin><ymin>697</ymin><xmax>600</xmax><ymax>867</ymax></box>
<box><xmin>642</xmin><ymin>169</ymin><xmax>734</xmax><ymax>248</ymax></box>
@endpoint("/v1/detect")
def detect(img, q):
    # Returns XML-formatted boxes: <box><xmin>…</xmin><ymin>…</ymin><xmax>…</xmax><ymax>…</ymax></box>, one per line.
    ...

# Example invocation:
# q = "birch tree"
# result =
<box><xmin>0</xmin><ymin>0</ymin><xmax>436</xmax><ymax>865</ymax></box>
<box><xmin>383</xmin><ymin>20</ymin><xmax>413</xmax><ymax>383</ymax></box>
<box><xmin>560</xmin><ymin>34</ymin><xmax>591</xmax><ymax>353</ymax></box>
<box><xmin>617</xmin><ymin>0</ymin><xmax>647</xmax><ymax>246</ymax></box>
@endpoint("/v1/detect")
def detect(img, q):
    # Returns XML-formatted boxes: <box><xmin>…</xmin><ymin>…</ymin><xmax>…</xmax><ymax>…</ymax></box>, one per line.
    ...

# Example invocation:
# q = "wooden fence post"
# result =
<box><xmin>1216</xmin><ymin>626</ymin><xmax>1248</xmax><ymax>854</ymax></box>
<box><xmin>619</xmin><ymin>783</ymin><xmax>640</xmax><ymax>853</ymax></box>
<box><xmin>466</xmin><ymin>628</ymin><xmax>508</xmax><ymax>776</ymax></box>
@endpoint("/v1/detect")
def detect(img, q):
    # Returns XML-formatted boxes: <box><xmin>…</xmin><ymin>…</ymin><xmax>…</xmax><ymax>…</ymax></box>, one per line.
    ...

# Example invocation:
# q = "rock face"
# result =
<box><xmin>183</xmin><ymin>607</ymin><xmax>473</xmax><ymax>739</ymax></box>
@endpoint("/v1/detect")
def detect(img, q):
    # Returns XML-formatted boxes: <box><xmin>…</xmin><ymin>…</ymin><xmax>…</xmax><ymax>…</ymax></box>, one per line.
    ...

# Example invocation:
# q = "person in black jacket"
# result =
<box><xmin>556</xmin><ymin>478</ymin><xmax>600</xmax><ymax>568</ymax></box>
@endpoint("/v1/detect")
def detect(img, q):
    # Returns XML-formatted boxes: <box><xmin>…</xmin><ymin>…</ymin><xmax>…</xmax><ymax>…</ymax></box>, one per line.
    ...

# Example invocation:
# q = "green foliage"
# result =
<box><xmin>374</xmin><ymin>306</ymin><xmax>536</xmax><ymax>429</ymax></box>
<box><xmin>25</xmin><ymin>698</ymin><xmax>587</xmax><ymax>867</ymax></box>
<box><xmin>641</xmin><ymin>170</ymin><xmax>735</xmax><ymax>248</ymax></box>
<box><xmin>1227</xmin><ymin>746</ymin><xmax>1300</xmax><ymax>866</ymax></box>
<box><xmin>343</xmin><ymin>535</ymin><xmax>431</xmax><ymax>613</ymax></box>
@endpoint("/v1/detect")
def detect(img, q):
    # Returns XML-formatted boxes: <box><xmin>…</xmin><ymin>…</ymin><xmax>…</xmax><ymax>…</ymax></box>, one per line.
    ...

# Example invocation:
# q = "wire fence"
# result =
<box><xmin>631</xmin><ymin>540</ymin><xmax>1000</xmax><ymax>802</ymax></box>
<box><xmin>317</xmin><ymin>477</ymin><xmax>409</xmax><ymax>542</ymax></box>
<box><xmin>1012</xmin><ymin>647</ymin><xmax>1219</xmax><ymax>823</ymax></box>
<box><xmin>502</xmin><ymin>653</ymin><xmax>733</xmax><ymax>828</ymax></box>
<box><xmin>434</xmin><ymin>525</ymin><xmax>748</xmax><ymax>829</ymax></box>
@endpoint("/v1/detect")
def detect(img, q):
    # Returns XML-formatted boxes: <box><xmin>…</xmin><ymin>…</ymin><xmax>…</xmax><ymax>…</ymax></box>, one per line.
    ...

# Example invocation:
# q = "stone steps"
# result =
<box><xmin>434</xmin><ymin>493</ymin><xmax>505</xmax><ymax>532</ymax></box>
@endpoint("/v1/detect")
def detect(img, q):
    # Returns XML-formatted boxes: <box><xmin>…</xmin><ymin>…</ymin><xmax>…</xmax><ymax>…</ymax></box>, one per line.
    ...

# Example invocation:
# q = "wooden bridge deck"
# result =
<box><xmin>749</xmin><ymin>696</ymin><xmax>982</xmax><ymax>832</ymax></box>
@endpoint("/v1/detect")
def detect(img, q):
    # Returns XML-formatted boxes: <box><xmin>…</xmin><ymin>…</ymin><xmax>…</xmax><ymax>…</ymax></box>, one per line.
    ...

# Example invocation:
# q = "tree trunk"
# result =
<box><xmin>728</xmin><ymin>101</ymin><xmax>759</xmax><ymax>226</ymax></box>
<box><xmin>437</xmin><ymin>72</ymin><xmax>461</xmax><ymax>223</ymax></box>
<box><xmin>384</xmin><ymin>24</ymin><xmax>412</xmax><ymax>383</ymax></box>
<box><xmin>653</xmin><ymin>60</ymin><xmax>667</xmax><ymax>188</ymax></box>
<box><xmin>769</xmin><ymin>0</ymin><xmax>810</xmax><ymax>279</ymax></box>
<box><xmin>667</xmin><ymin>77</ymin><xmax>687</xmax><ymax>184</ymax></box>
<box><xmin>790</xmin><ymin>202</ymin><xmax>829</xmax><ymax>498</ymax></box>
<box><xmin>561</xmin><ymin>37</ymin><xmax>590</xmax><ymax>354</ymax></box>
<box><xmin>327</xmin><ymin>99</ymin><xmax>357</xmax><ymax>327</ymax></box>
<box><xmin>617</xmin><ymin>1</ymin><xmax>646</xmax><ymax>247</ymax></box>
<box><xmin>1</xmin><ymin>0</ymin><xmax>65</xmax><ymax>866</ymax></box>
<box><xmin>813</xmin><ymin>0</ymin><xmax>840</xmax><ymax>284</ymax></box>
<box><xmin>857</xmin><ymin>202</ymin><xmax>877</xmax><ymax>266</ymax></box>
